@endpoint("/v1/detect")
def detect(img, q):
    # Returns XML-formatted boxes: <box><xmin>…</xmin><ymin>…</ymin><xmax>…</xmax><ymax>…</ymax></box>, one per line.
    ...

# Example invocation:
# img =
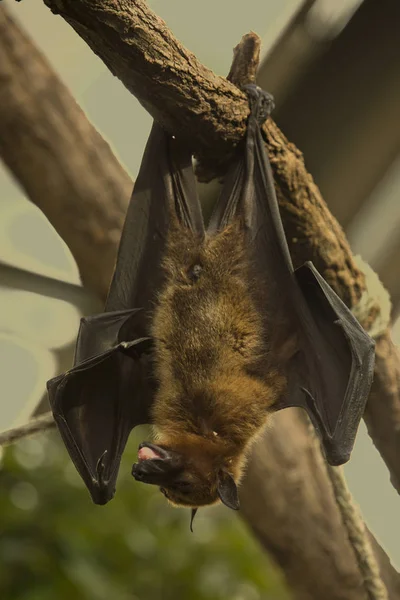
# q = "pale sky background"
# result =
<box><xmin>1</xmin><ymin>0</ymin><xmax>399</xmax><ymax>568</ymax></box>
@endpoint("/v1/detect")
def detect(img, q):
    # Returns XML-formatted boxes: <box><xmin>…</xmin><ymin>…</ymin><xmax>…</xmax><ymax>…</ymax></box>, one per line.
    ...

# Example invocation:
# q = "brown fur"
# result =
<box><xmin>150</xmin><ymin>218</ymin><xmax>287</xmax><ymax>508</ymax></box>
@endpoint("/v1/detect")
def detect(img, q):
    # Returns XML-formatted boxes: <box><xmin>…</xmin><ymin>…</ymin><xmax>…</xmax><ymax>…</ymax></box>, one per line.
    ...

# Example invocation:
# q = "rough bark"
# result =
<box><xmin>0</xmin><ymin>5</ymin><xmax>132</xmax><ymax>300</ymax></box>
<box><xmin>3</xmin><ymin>2</ymin><xmax>400</xmax><ymax>598</ymax></box>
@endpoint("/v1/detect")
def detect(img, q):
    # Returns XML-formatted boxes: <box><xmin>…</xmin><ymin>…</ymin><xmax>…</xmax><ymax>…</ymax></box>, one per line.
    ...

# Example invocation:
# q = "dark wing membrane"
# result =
<box><xmin>48</xmin><ymin>336</ymin><xmax>152</xmax><ymax>505</ymax></box>
<box><xmin>73</xmin><ymin>309</ymin><xmax>143</xmax><ymax>363</ymax></box>
<box><xmin>293</xmin><ymin>262</ymin><xmax>375</xmax><ymax>463</ymax></box>
<box><xmin>210</xmin><ymin>85</ymin><xmax>375</xmax><ymax>465</ymax></box>
<box><xmin>105</xmin><ymin>122</ymin><xmax>204</xmax><ymax>314</ymax></box>
<box><xmin>48</xmin><ymin>122</ymin><xmax>205</xmax><ymax>503</ymax></box>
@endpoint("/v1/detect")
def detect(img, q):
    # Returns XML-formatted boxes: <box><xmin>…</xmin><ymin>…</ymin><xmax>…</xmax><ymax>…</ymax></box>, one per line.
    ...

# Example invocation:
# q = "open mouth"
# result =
<box><xmin>137</xmin><ymin>442</ymin><xmax>170</xmax><ymax>462</ymax></box>
<box><xmin>132</xmin><ymin>443</ymin><xmax>183</xmax><ymax>485</ymax></box>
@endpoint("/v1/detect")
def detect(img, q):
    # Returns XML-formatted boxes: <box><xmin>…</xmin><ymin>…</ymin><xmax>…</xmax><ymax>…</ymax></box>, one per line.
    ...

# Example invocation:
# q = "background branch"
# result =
<box><xmin>0</xmin><ymin>412</ymin><xmax>55</xmax><ymax>446</ymax></box>
<box><xmin>2</xmin><ymin>2</ymin><xmax>400</xmax><ymax>598</ymax></box>
<box><xmin>0</xmin><ymin>5</ymin><xmax>132</xmax><ymax>300</ymax></box>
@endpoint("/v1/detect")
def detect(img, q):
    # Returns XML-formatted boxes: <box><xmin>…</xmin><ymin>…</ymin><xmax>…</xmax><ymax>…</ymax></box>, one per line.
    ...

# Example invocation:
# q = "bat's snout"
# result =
<box><xmin>132</xmin><ymin>442</ymin><xmax>183</xmax><ymax>486</ymax></box>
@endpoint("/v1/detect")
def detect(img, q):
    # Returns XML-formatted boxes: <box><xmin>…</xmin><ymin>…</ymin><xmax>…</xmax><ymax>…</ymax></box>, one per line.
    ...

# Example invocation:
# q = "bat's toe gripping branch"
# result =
<box><xmin>243</xmin><ymin>84</ymin><xmax>275</xmax><ymax>127</ymax></box>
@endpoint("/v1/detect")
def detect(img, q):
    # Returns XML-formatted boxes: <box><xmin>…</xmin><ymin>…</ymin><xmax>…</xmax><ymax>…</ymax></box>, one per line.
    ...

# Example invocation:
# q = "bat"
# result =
<box><xmin>47</xmin><ymin>85</ymin><xmax>375</xmax><ymax>519</ymax></box>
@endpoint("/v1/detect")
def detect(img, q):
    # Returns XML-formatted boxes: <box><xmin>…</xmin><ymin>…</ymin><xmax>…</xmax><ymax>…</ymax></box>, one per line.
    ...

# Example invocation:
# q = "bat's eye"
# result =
<box><xmin>188</xmin><ymin>264</ymin><xmax>202</xmax><ymax>282</ymax></box>
<box><xmin>160</xmin><ymin>487</ymin><xmax>170</xmax><ymax>499</ymax></box>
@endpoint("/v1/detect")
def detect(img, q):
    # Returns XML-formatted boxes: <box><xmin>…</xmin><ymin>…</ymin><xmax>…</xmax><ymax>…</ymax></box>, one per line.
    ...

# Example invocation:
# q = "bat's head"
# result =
<box><xmin>131</xmin><ymin>439</ymin><xmax>240</xmax><ymax>512</ymax></box>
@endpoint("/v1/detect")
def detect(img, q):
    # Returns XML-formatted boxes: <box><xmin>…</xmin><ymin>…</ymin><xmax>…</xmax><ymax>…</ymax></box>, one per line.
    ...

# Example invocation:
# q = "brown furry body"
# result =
<box><xmin>150</xmin><ymin>218</ymin><xmax>286</xmax><ymax>508</ymax></box>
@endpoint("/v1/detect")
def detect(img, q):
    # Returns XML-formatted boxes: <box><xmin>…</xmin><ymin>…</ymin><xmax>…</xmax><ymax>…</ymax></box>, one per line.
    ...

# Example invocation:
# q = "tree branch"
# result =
<box><xmin>2</xmin><ymin>2</ymin><xmax>400</xmax><ymax>597</ymax></box>
<box><xmin>0</xmin><ymin>4</ymin><xmax>132</xmax><ymax>301</ymax></box>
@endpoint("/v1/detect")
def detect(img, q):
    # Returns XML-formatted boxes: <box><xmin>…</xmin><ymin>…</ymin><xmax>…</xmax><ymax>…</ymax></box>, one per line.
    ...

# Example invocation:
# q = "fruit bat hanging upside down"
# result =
<box><xmin>47</xmin><ymin>86</ymin><xmax>374</xmax><ymax>524</ymax></box>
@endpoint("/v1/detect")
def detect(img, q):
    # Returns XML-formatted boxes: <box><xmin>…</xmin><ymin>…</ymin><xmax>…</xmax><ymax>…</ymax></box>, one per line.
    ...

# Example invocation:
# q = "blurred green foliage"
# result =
<box><xmin>0</xmin><ymin>428</ymin><xmax>290</xmax><ymax>600</ymax></box>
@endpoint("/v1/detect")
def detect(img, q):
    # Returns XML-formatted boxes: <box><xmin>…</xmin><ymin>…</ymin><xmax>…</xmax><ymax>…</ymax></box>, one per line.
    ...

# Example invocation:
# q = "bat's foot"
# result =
<box><xmin>243</xmin><ymin>84</ymin><xmax>275</xmax><ymax>125</ymax></box>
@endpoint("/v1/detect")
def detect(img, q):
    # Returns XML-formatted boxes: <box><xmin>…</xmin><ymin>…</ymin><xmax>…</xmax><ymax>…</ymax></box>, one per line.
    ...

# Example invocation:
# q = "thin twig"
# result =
<box><xmin>0</xmin><ymin>412</ymin><xmax>55</xmax><ymax>446</ymax></box>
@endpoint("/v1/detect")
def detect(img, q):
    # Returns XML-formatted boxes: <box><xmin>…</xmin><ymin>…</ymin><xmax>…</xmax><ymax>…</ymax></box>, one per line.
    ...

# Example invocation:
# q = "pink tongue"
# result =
<box><xmin>138</xmin><ymin>447</ymin><xmax>160</xmax><ymax>461</ymax></box>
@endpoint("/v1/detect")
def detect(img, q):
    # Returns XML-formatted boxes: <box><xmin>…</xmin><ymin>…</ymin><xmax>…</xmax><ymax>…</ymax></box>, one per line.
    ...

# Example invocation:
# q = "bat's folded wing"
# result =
<box><xmin>211</xmin><ymin>85</ymin><xmax>375</xmax><ymax>465</ymax></box>
<box><xmin>247</xmin><ymin>87</ymin><xmax>375</xmax><ymax>465</ymax></box>
<box><xmin>289</xmin><ymin>262</ymin><xmax>375</xmax><ymax>464</ymax></box>
<box><xmin>47</xmin><ymin>310</ymin><xmax>153</xmax><ymax>504</ymax></box>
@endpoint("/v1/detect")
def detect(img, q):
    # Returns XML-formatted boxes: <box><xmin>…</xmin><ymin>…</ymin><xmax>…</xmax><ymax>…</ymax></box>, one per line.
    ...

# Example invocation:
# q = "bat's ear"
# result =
<box><xmin>217</xmin><ymin>470</ymin><xmax>240</xmax><ymax>510</ymax></box>
<box><xmin>190</xmin><ymin>508</ymin><xmax>198</xmax><ymax>532</ymax></box>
